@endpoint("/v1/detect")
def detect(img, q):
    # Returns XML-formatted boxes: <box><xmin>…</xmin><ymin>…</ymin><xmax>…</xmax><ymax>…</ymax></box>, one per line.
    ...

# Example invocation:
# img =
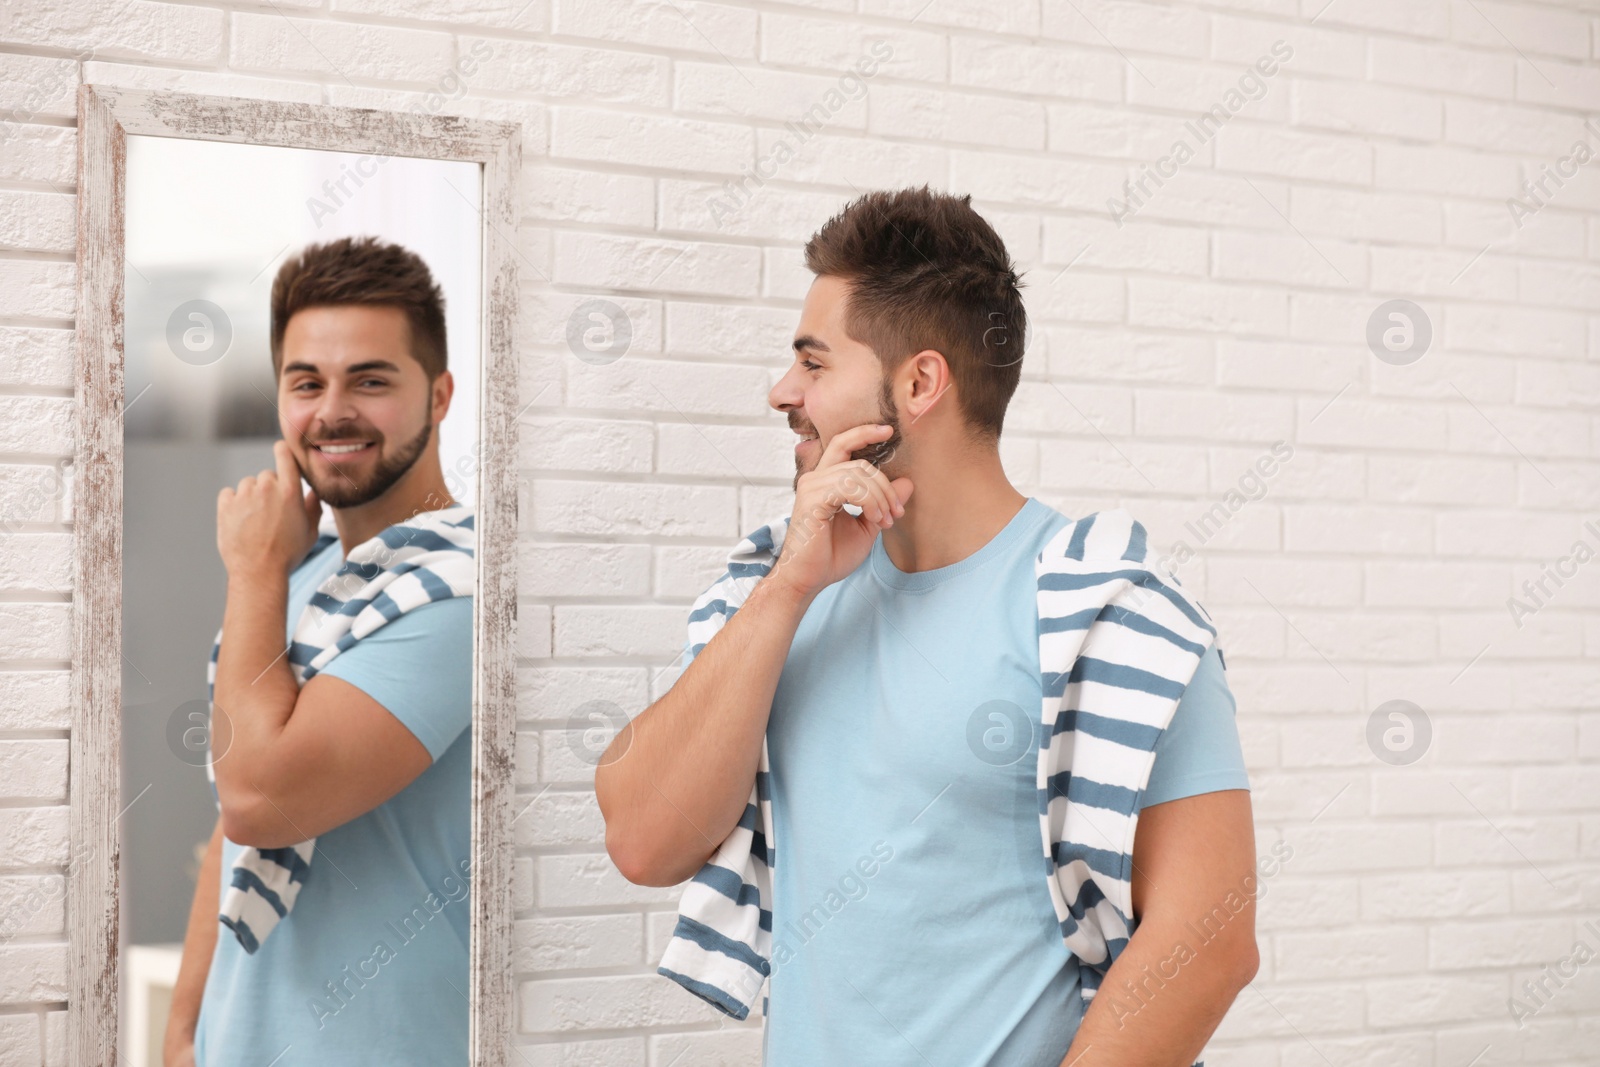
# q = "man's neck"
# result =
<box><xmin>877</xmin><ymin>448</ymin><xmax>1027</xmax><ymax>574</ymax></box>
<box><xmin>328</xmin><ymin>467</ymin><xmax>457</xmax><ymax>557</ymax></box>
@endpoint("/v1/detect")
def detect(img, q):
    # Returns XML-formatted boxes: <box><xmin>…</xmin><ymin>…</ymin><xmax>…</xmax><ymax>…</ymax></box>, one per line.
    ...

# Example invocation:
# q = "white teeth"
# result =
<box><xmin>317</xmin><ymin>443</ymin><xmax>369</xmax><ymax>454</ymax></box>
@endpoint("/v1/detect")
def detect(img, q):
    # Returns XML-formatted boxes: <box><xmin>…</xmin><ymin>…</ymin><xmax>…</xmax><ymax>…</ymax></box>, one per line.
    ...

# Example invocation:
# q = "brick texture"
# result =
<box><xmin>2</xmin><ymin>1</ymin><xmax>1598</xmax><ymax>1064</ymax></box>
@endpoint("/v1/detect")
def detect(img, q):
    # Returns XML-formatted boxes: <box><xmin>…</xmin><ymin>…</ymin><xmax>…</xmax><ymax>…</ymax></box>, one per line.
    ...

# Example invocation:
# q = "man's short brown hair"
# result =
<box><xmin>269</xmin><ymin>235</ymin><xmax>448</xmax><ymax>380</ymax></box>
<box><xmin>802</xmin><ymin>186</ymin><xmax>1027</xmax><ymax>441</ymax></box>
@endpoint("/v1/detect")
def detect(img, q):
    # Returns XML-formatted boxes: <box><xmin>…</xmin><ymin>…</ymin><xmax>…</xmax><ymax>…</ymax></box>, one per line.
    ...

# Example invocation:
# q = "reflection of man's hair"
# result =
<box><xmin>270</xmin><ymin>235</ymin><xmax>448</xmax><ymax>381</ymax></box>
<box><xmin>803</xmin><ymin>185</ymin><xmax>1027</xmax><ymax>444</ymax></box>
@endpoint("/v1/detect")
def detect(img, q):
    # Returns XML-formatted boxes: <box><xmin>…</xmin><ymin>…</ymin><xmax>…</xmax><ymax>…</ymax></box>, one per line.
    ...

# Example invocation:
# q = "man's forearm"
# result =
<box><xmin>596</xmin><ymin>572</ymin><xmax>815</xmax><ymax>887</ymax></box>
<box><xmin>1058</xmin><ymin>917</ymin><xmax>1255</xmax><ymax>1067</ymax></box>
<box><xmin>209</xmin><ymin>572</ymin><xmax>299</xmax><ymax>814</ymax></box>
<box><xmin>165</xmin><ymin>818</ymin><xmax>223</xmax><ymax>1065</ymax></box>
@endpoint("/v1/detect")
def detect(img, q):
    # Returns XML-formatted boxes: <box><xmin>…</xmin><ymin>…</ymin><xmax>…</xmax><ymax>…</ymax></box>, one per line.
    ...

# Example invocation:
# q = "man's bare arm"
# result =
<box><xmin>208</xmin><ymin>566</ymin><xmax>435</xmax><ymax>848</ymax></box>
<box><xmin>1058</xmin><ymin>789</ymin><xmax>1260</xmax><ymax>1067</ymax></box>
<box><xmin>595</xmin><ymin>570</ymin><xmax>815</xmax><ymax>887</ymax></box>
<box><xmin>215</xmin><ymin>672</ymin><xmax>434</xmax><ymax>848</ymax></box>
<box><xmin>164</xmin><ymin>817</ymin><xmax>223</xmax><ymax>1067</ymax></box>
<box><xmin>596</xmin><ymin>423</ymin><xmax>911</xmax><ymax>889</ymax></box>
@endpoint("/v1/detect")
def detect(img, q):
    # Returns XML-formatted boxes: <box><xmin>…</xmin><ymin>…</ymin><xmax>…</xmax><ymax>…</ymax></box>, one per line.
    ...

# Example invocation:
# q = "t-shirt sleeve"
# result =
<box><xmin>1137</xmin><ymin>640</ymin><xmax>1251</xmax><ymax>810</ymax></box>
<box><xmin>316</xmin><ymin>596</ymin><xmax>474</xmax><ymax>762</ymax></box>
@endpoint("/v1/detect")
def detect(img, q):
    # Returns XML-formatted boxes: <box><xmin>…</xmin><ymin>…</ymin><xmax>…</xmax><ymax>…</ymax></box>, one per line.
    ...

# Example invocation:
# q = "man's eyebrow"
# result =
<box><xmin>281</xmin><ymin>359</ymin><xmax>402</xmax><ymax>375</ymax></box>
<box><xmin>792</xmin><ymin>335</ymin><xmax>830</xmax><ymax>355</ymax></box>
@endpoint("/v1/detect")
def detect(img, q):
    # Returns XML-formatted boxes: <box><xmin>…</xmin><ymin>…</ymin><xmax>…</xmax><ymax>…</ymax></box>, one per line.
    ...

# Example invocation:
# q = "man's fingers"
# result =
<box><xmin>859</xmin><ymin>463</ymin><xmax>907</xmax><ymax>508</ymax></box>
<box><xmin>843</xmin><ymin>461</ymin><xmax>902</xmax><ymax>523</ymax></box>
<box><xmin>272</xmin><ymin>439</ymin><xmax>300</xmax><ymax>495</ymax></box>
<box><xmin>841</xmin><ymin>467</ymin><xmax>887</xmax><ymax>520</ymax></box>
<box><xmin>816</xmin><ymin>422</ymin><xmax>893</xmax><ymax>472</ymax></box>
<box><xmin>826</xmin><ymin>463</ymin><xmax>896</xmax><ymax>526</ymax></box>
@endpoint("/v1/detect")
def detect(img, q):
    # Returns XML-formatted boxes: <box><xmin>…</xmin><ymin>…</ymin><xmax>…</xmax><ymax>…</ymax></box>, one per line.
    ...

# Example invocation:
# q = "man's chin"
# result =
<box><xmin>309</xmin><ymin>476</ymin><xmax>379</xmax><ymax>510</ymax></box>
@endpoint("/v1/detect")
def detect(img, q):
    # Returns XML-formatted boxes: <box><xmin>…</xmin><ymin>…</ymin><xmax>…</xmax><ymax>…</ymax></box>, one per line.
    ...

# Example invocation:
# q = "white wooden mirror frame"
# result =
<box><xmin>70</xmin><ymin>83</ymin><xmax>521</xmax><ymax>1067</ymax></box>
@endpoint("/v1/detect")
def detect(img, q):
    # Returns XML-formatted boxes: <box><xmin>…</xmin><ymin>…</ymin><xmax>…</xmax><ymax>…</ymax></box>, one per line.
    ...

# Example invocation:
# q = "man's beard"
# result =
<box><xmin>849</xmin><ymin>373</ymin><xmax>904</xmax><ymax>471</ymax></box>
<box><xmin>308</xmin><ymin>418</ymin><xmax>432</xmax><ymax>508</ymax></box>
<box><xmin>791</xmin><ymin>373</ymin><xmax>904</xmax><ymax>492</ymax></box>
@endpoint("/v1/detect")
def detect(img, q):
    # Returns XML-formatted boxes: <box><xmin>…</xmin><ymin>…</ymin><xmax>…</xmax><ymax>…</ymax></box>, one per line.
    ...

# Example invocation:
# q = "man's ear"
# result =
<box><xmin>432</xmin><ymin>369</ymin><xmax>454</xmax><ymax>423</ymax></box>
<box><xmin>906</xmin><ymin>350</ymin><xmax>951</xmax><ymax>424</ymax></box>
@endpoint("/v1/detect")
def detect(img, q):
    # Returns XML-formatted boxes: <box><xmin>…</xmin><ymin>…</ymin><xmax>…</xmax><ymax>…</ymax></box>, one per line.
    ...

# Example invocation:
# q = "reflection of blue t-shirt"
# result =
<box><xmin>751</xmin><ymin>498</ymin><xmax>1250</xmax><ymax>1067</ymax></box>
<box><xmin>195</xmin><ymin>536</ymin><xmax>473</xmax><ymax>1067</ymax></box>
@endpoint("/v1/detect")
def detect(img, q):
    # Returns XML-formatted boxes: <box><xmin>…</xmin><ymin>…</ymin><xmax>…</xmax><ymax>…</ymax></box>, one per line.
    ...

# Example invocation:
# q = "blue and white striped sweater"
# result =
<box><xmin>656</xmin><ymin>507</ymin><xmax>1218</xmax><ymax>1064</ymax></box>
<box><xmin>203</xmin><ymin>504</ymin><xmax>475</xmax><ymax>954</ymax></box>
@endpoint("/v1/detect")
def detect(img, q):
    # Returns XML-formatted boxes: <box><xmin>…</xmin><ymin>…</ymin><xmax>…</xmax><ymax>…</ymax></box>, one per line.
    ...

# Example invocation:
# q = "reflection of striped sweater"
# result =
<box><xmin>204</xmin><ymin>505</ymin><xmax>475</xmax><ymax>954</ymax></box>
<box><xmin>657</xmin><ymin>508</ymin><xmax>1219</xmax><ymax>1065</ymax></box>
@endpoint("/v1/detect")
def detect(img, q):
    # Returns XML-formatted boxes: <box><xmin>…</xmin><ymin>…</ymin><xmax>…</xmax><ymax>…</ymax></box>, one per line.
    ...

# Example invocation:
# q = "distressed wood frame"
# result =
<box><xmin>72</xmin><ymin>84</ymin><xmax>520</xmax><ymax>1066</ymax></box>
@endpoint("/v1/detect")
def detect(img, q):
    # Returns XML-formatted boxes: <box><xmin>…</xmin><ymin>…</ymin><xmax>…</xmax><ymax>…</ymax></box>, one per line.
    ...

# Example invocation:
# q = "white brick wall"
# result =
<box><xmin>2</xmin><ymin>0</ymin><xmax>1598</xmax><ymax>1063</ymax></box>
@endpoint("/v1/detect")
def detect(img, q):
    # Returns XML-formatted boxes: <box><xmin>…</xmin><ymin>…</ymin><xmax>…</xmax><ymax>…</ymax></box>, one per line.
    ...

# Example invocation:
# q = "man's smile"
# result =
<box><xmin>310</xmin><ymin>440</ymin><xmax>376</xmax><ymax>462</ymax></box>
<box><xmin>792</xmin><ymin>422</ymin><xmax>820</xmax><ymax>454</ymax></box>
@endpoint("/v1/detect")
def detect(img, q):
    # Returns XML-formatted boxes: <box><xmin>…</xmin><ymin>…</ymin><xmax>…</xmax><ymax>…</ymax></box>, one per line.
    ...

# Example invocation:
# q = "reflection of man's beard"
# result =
<box><xmin>791</xmin><ymin>374</ymin><xmax>904</xmax><ymax>492</ymax></box>
<box><xmin>309</xmin><ymin>419</ymin><xmax>432</xmax><ymax>508</ymax></box>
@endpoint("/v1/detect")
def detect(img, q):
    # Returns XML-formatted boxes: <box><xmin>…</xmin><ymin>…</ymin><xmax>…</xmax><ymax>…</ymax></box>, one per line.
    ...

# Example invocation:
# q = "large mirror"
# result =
<box><xmin>72</xmin><ymin>86</ymin><xmax>519</xmax><ymax>1067</ymax></box>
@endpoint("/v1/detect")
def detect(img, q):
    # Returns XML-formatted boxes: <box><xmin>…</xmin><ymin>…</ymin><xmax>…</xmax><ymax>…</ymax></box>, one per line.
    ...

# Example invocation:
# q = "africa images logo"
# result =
<box><xmin>305</xmin><ymin>857</ymin><xmax>473</xmax><ymax>1029</ymax></box>
<box><xmin>769</xmin><ymin>840</ymin><xmax>895</xmax><ymax>975</ymax></box>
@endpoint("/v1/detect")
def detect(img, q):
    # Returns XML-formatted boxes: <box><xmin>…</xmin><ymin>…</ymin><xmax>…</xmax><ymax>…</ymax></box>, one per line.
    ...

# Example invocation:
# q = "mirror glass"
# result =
<box><xmin>118</xmin><ymin>133</ymin><xmax>482</xmax><ymax>1067</ymax></box>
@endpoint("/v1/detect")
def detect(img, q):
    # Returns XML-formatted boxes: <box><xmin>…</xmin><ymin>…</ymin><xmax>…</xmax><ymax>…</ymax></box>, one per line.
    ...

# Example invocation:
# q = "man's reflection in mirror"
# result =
<box><xmin>165</xmin><ymin>237</ymin><xmax>476</xmax><ymax>1067</ymax></box>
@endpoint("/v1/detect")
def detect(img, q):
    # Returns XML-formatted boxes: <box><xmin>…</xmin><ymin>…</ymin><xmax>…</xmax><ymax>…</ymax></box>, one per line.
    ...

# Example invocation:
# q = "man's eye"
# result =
<box><xmin>800</xmin><ymin>359</ymin><xmax>820</xmax><ymax>371</ymax></box>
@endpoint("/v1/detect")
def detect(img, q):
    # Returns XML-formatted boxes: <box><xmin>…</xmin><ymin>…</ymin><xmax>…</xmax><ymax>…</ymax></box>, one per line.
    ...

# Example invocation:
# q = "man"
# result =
<box><xmin>596</xmin><ymin>187</ymin><xmax>1258</xmax><ymax>1065</ymax></box>
<box><xmin>164</xmin><ymin>236</ymin><xmax>475</xmax><ymax>1067</ymax></box>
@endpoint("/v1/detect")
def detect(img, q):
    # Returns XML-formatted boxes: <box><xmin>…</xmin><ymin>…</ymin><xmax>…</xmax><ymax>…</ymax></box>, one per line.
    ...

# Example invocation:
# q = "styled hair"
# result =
<box><xmin>802</xmin><ymin>185</ymin><xmax>1026</xmax><ymax>441</ymax></box>
<box><xmin>269</xmin><ymin>235</ymin><xmax>447</xmax><ymax>380</ymax></box>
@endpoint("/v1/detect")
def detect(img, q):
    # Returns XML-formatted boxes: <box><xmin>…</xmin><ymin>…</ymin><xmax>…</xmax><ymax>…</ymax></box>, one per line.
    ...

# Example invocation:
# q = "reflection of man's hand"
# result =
<box><xmin>216</xmin><ymin>439</ymin><xmax>322</xmax><ymax>578</ymax></box>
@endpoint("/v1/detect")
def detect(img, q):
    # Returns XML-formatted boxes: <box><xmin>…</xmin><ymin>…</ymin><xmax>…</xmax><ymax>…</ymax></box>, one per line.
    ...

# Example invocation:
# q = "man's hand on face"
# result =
<box><xmin>216</xmin><ymin>439</ymin><xmax>323</xmax><ymax>579</ymax></box>
<box><xmin>771</xmin><ymin>422</ymin><xmax>914</xmax><ymax>602</ymax></box>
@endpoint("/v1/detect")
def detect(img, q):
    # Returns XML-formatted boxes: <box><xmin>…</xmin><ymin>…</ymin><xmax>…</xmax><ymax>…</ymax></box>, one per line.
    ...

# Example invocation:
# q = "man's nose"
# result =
<box><xmin>313</xmin><ymin>383</ymin><xmax>361</xmax><ymax>424</ymax></box>
<box><xmin>769</xmin><ymin>365</ymin><xmax>803</xmax><ymax>412</ymax></box>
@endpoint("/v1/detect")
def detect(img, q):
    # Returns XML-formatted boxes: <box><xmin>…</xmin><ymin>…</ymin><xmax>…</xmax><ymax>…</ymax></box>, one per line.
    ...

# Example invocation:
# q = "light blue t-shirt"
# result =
<box><xmin>195</xmin><ymin>535</ymin><xmax>474</xmax><ymax>1067</ymax></box>
<box><xmin>755</xmin><ymin>497</ymin><xmax>1250</xmax><ymax>1066</ymax></box>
